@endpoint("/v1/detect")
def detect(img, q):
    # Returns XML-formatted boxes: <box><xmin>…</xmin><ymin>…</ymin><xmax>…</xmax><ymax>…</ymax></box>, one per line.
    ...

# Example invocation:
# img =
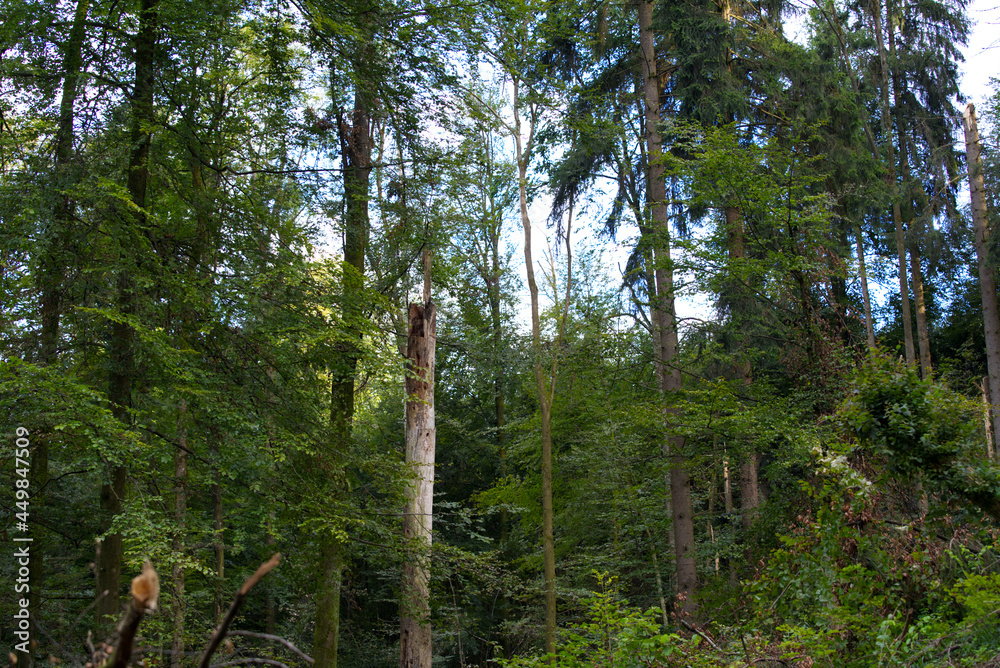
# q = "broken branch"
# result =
<box><xmin>197</xmin><ymin>553</ymin><xmax>281</xmax><ymax>668</ymax></box>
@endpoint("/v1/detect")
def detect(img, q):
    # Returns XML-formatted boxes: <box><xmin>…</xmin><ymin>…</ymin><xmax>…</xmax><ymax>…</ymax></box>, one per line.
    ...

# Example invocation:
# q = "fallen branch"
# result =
<box><xmin>197</xmin><ymin>554</ymin><xmax>281</xmax><ymax>668</ymax></box>
<box><xmin>33</xmin><ymin>616</ymin><xmax>80</xmax><ymax>668</ymax></box>
<box><xmin>679</xmin><ymin>620</ymin><xmax>728</xmax><ymax>655</ymax></box>
<box><xmin>210</xmin><ymin>659</ymin><xmax>291</xmax><ymax>668</ymax></box>
<box><xmin>228</xmin><ymin>631</ymin><xmax>313</xmax><ymax>665</ymax></box>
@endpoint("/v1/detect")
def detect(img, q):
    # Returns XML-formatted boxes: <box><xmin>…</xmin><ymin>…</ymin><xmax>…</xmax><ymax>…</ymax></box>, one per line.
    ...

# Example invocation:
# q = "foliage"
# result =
<box><xmin>838</xmin><ymin>356</ymin><xmax>1000</xmax><ymax>520</ymax></box>
<box><xmin>500</xmin><ymin>574</ymin><xmax>721</xmax><ymax>668</ymax></box>
<box><xmin>0</xmin><ymin>1</ymin><xmax>995</xmax><ymax>667</ymax></box>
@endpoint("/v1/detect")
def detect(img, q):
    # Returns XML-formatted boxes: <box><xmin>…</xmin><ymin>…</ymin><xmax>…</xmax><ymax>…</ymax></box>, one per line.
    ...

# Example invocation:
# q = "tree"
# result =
<box><xmin>870</xmin><ymin>0</ymin><xmax>969</xmax><ymax>377</ymax></box>
<box><xmin>638</xmin><ymin>0</ymin><xmax>697</xmax><ymax>615</ymax></box>
<box><xmin>963</xmin><ymin>103</ymin><xmax>1000</xmax><ymax>451</ymax></box>
<box><xmin>400</xmin><ymin>254</ymin><xmax>436</xmax><ymax>668</ymax></box>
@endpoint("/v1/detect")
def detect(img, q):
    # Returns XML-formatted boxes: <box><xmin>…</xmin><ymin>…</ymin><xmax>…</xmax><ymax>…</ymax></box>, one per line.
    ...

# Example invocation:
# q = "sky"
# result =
<box><xmin>962</xmin><ymin>0</ymin><xmax>1000</xmax><ymax>109</ymax></box>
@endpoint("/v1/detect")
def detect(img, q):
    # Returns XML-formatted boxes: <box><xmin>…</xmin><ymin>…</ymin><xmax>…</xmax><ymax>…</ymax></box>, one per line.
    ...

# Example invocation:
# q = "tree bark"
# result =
<box><xmin>400</xmin><ymin>288</ymin><xmax>436</xmax><ymax>668</ymax></box>
<box><xmin>963</xmin><ymin>104</ymin><xmax>1000</xmax><ymax>451</ymax></box>
<box><xmin>984</xmin><ymin>377</ymin><xmax>995</xmax><ymax>460</ymax></box>
<box><xmin>639</xmin><ymin>0</ymin><xmax>697</xmax><ymax>616</ymax></box>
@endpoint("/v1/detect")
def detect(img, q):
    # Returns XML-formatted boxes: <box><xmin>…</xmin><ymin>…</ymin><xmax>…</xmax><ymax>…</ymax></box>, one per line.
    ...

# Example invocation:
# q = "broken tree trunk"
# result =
<box><xmin>400</xmin><ymin>273</ymin><xmax>436</xmax><ymax>668</ymax></box>
<box><xmin>964</xmin><ymin>103</ymin><xmax>1000</xmax><ymax>452</ymax></box>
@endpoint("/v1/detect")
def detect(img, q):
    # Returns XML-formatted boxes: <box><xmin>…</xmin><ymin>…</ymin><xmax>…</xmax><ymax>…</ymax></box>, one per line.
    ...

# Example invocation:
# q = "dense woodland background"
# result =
<box><xmin>3</xmin><ymin>0</ymin><xmax>1000</xmax><ymax>665</ymax></box>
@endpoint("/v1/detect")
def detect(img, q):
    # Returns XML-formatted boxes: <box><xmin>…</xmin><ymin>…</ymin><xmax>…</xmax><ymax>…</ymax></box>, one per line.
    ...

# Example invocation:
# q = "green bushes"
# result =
<box><xmin>500</xmin><ymin>573</ymin><xmax>721</xmax><ymax>668</ymax></box>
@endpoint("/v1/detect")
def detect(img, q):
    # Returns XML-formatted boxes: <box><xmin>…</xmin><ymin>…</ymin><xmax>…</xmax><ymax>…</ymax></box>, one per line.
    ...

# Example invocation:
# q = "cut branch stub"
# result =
<box><xmin>100</xmin><ymin>560</ymin><xmax>160</xmax><ymax>668</ymax></box>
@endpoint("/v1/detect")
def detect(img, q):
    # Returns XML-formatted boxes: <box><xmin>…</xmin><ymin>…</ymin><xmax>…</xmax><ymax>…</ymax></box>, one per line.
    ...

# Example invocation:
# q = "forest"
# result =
<box><xmin>2</xmin><ymin>0</ymin><xmax>1000</xmax><ymax>665</ymax></box>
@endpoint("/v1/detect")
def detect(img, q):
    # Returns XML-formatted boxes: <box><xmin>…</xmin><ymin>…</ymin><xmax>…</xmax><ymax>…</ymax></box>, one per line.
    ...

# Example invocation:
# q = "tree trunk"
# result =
<box><xmin>891</xmin><ymin>102</ymin><xmax>932</xmax><ymax>378</ymax></box>
<box><xmin>725</xmin><ymin>206</ymin><xmax>759</xmax><ymax>527</ymax></box>
<box><xmin>855</xmin><ymin>223</ymin><xmax>876</xmax><ymax>350</ymax></box>
<box><xmin>512</xmin><ymin>77</ymin><xmax>558</xmax><ymax>654</ymax></box>
<box><xmin>963</xmin><ymin>104</ymin><xmax>1000</xmax><ymax>450</ymax></box>
<box><xmin>984</xmin><ymin>377</ymin><xmax>995</xmax><ymax>460</ymax></box>
<box><xmin>870</xmin><ymin>0</ymin><xmax>915</xmax><ymax>366</ymax></box>
<box><xmin>98</xmin><ymin>0</ymin><xmax>158</xmax><ymax>625</ymax></box>
<box><xmin>40</xmin><ymin>0</ymin><xmax>89</xmax><ymax>365</ymax></box>
<box><xmin>400</xmin><ymin>277</ymin><xmax>436</xmax><ymax>668</ymax></box>
<box><xmin>96</xmin><ymin>465</ymin><xmax>127</xmax><ymax>625</ymax></box>
<box><xmin>314</xmin><ymin>541</ymin><xmax>344</xmax><ymax>668</ymax></box>
<box><xmin>886</xmin><ymin>7</ymin><xmax>932</xmax><ymax>377</ymax></box>
<box><xmin>519</xmin><ymin>142</ymin><xmax>558</xmax><ymax>658</ymax></box>
<box><xmin>639</xmin><ymin>0</ymin><xmax>697</xmax><ymax>616</ymax></box>
<box><xmin>315</xmin><ymin>87</ymin><xmax>372</xmax><ymax>668</ymax></box>
<box><xmin>171</xmin><ymin>401</ymin><xmax>188</xmax><ymax>668</ymax></box>
<box><xmin>210</xmin><ymin>431</ymin><xmax>225</xmax><ymax>623</ymax></box>
<box><xmin>28</xmin><ymin>2</ymin><xmax>91</xmax><ymax>649</ymax></box>
<box><xmin>490</xmin><ymin>231</ymin><xmax>507</xmax><ymax>540</ymax></box>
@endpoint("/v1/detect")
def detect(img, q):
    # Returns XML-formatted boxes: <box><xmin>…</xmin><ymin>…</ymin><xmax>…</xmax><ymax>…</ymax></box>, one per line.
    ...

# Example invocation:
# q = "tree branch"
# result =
<box><xmin>197</xmin><ymin>554</ymin><xmax>282</xmax><ymax>668</ymax></box>
<box><xmin>227</xmin><ymin>632</ymin><xmax>313</xmax><ymax>665</ymax></box>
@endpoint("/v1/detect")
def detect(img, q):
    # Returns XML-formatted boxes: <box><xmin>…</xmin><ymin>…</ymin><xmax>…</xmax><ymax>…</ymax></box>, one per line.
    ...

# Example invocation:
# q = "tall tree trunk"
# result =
<box><xmin>171</xmin><ymin>401</ymin><xmax>188</xmax><ymax>668</ymax></box>
<box><xmin>98</xmin><ymin>0</ymin><xmax>158</xmax><ymax>625</ymax></box>
<box><xmin>870</xmin><ymin>0</ymin><xmax>915</xmax><ymax>366</ymax></box>
<box><xmin>210</xmin><ymin>428</ymin><xmax>225</xmax><ymax>623</ymax></box>
<box><xmin>855</xmin><ymin>223</ymin><xmax>877</xmax><ymax>350</ymax></box>
<box><xmin>512</xmin><ymin>78</ymin><xmax>559</xmax><ymax>654</ymax></box>
<box><xmin>489</xmin><ymin>231</ymin><xmax>508</xmax><ymax>543</ymax></box>
<box><xmin>887</xmin><ymin>23</ymin><xmax>932</xmax><ymax>376</ymax></box>
<box><xmin>963</xmin><ymin>104</ymin><xmax>1000</xmax><ymax>449</ymax></box>
<box><xmin>96</xmin><ymin>465</ymin><xmax>127</xmax><ymax>625</ymax></box>
<box><xmin>725</xmin><ymin>206</ymin><xmax>759</xmax><ymax>527</ymax></box>
<box><xmin>31</xmin><ymin>1</ymin><xmax>91</xmax><ymax>648</ymax></box>
<box><xmin>400</xmin><ymin>257</ymin><xmax>436</xmax><ymax>668</ymax></box>
<box><xmin>721</xmin><ymin>0</ymin><xmax>759</xmax><ymax>527</ymax></box>
<box><xmin>810</xmin><ymin>2</ymin><xmax>883</xmax><ymax>353</ymax></box>
<box><xmin>314</xmin><ymin>88</ymin><xmax>372</xmax><ymax>668</ymax></box>
<box><xmin>40</xmin><ymin>0</ymin><xmax>89</xmax><ymax>365</ymax></box>
<box><xmin>639</xmin><ymin>0</ymin><xmax>697</xmax><ymax>616</ymax></box>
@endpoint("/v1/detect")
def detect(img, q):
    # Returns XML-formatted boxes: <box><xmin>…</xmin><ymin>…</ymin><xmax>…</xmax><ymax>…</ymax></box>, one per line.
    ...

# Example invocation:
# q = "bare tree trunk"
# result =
<box><xmin>723</xmin><ymin>452</ymin><xmax>733</xmax><ymax>515</ymax></box>
<box><xmin>400</xmin><ymin>259</ymin><xmax>436</xmax><ymax>668</ymax></box>
<box><xmin>96</xmin><ymin>466</ymin><xmax>127</xmax><ymax>625</ymax></box>
<box><xmin>963</xmin><ymin>104</ymin><xmax>1000</xmax><ymax>450</ymax></box>
<box><xmin>884</xmin><ymin>6</ymin><xmax>932</xmax><ymax>377</ymax></box>
<box><xmin>638</xmin><ymin>0</ymin><xmax>697</xmax><ymax>616</ymax></box>
<box><xmin>907</xmin><ymin>238</ymin><xmax>932</xmax><ymax>377</ymax></box>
